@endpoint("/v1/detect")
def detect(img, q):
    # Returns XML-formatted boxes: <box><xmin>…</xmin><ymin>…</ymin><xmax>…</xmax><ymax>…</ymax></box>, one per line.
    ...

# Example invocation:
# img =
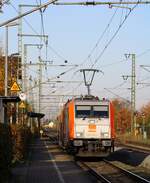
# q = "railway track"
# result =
<box><xmin>120</xmin><ymin>144</ymin><xmax>150</xmax><ymax>154</ymax></box>
<box><xmin>47</xmin><ymin>134</ymin><xmax>150</xmax><ymax>182</ymax></box>
<box><xmin>115</xmin><ymin>139</ymin><xmax>150</xmax><ymax>154</ymax></box>
<box><xmin>44</xmin><ymin>131</ymin><xmax>58</xmax><ymax>144</ymax></box>
<box><xmin>77</xmin><ymin>160</ymin><xmax>150</xmax><ymax>183</ymax></box>
<box><xmin>48</xmin><ymin>135</ymin><xmax>58</xmax><ymax>144</ymax></box>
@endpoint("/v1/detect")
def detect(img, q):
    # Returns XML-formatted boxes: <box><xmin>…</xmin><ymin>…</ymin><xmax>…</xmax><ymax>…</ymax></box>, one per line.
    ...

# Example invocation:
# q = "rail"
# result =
<box><xmin>77</xmin><ymin>160</ymin><xmax>150</xmax><ymax>183</ymax></box>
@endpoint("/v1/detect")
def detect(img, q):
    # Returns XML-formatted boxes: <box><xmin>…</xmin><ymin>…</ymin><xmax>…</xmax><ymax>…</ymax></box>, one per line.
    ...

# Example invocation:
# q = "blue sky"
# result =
<box><xmin>0</xmin><ymin>0</ymin><xmax>150</xmax><ymax>118</ymax></box>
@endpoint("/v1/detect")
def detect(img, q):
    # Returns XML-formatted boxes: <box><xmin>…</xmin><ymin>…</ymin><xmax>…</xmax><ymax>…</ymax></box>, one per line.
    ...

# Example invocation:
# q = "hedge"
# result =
<box><xmin>0</xmin><ymin>123</ymin><xmax>32</xmax><ymax>182</ymax></box>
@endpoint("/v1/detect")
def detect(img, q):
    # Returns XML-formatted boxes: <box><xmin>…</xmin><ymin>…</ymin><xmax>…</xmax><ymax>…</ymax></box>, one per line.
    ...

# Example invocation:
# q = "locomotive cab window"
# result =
<box><xmin>93</xmin><ymin>106</ymin><xmax>109</xmax><ymax>118</ymax></box>
<box><xmin>75</xmin><ymin>106</ymin><xmax>91</xmax><ymax>118</ymax></box>
<box><xmin>75</xmin><ymin>105</ymin><xmax>109</xmax><ymax>118</ymax></box>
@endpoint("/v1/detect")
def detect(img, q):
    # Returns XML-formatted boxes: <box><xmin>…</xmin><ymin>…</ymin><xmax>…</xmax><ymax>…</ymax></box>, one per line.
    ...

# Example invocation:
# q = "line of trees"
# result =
<box><xmin>112</xmin><ymin>98</ymin><xmax>150</xmax><ymax>138</ymax></box>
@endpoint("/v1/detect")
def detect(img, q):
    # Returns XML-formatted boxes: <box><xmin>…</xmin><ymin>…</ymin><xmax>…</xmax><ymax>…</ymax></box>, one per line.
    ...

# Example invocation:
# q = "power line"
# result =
<box><xmin>71</xmin><ymin>1</ymin><xmax>143</xmax><ymax>93</ymax></box>
<box><xmin>91</xmin><ymin>1</ymin><xmax>142</xmax><ymax>69</ymax></box>
<box><xmin>90</xmin><ymin>47</ymin><xmax>150</xmax><ymax>69</ymax></box>
<box><xmin>35</xmin><ymin>0</ymin><xmax>45</xmax><ymax>42</ymax></box>
<box><xmin>80</xmin><ymin>7</ymin><xmax>119</xmax><ymax>67</ymax></box>
<box><xmin>9</xmin><ymin>1</ymin><xmax>67</xmax><ymax>61</ymax></box>
<box><xmin>27</xmin><ymin>64</ymin><xmax>78</xmax><ymax>92</ymax></box>
<box><xmin>104</xmin><ymin>87</ymin><xmax>130</xmax><ymax>103</ymax></box>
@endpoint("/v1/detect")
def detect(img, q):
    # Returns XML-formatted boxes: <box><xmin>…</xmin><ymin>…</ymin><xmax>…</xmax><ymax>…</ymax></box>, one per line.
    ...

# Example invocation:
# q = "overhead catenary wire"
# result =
<box><xmin>9</xmin><ymin>1</ymin><xmax>67</xmax><ymax>61</ymax></box>
<box><xmin>26</xmin><ymin>64</ymin><xmax>78</xmax><ymax>92</ymax></box>
<box><xmin>9</xmin><ymin>0</ymin><xmax>148</xmax><ymax>76</ymax></box>
<box><xmin>70</xmin><ymin>5</ymin><xmax>121</xmax><ymax>92</ymax></box>
<box><xmin>70</xmin><ymin>7</ymin><xmax>130</xmax><ymax>92</ymax></box>
<box><xmin>3</xmin><ymin>0</ymin><xmax>149</xmax><ymax>114</ymax></box>
<box><xmin>104</xmin><ymin>87</ymin><xmax>131</xmax><ymax>103</ymax></box>
<box><xmin>35</xmin><ymin>0</ymin><xmax>45</xmax><ymax>43</ymax></box>
<box><xmin>9</xmin><ymin>1</ymin><xmax>77</xmax><ymax>100</ymax></box>
<box><xmin>79</xmin><ymin>6</ymin><xmax>119</xmax><ymax>67</ymax></box>
<box><xmin>72</xmin><ymin>0</ymin><xmax>143</xmax><ymax>94</ymax></box>
<box><xmin>90</xmin><ymin>0</ymin><xmax>142</xmax><ymax>69</ymax></box>
<box><xmin>35</xmin><ymin>0</ymin><xmax>50</xmax><ymax>79</ymax></box>
<box><xmin>97</xmin><ymin>48</ymin><xmax>150</xmax><ymax>68</ymax></box>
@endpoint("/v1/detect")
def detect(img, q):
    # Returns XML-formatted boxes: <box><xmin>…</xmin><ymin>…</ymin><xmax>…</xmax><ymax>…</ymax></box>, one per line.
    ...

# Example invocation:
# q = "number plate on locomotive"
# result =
<box><xmin>102</xmin><ymin>140</ymin><xmax>111</xmax><ymax>146</ymax></box>
<box><xmin>88</xmin><ymin>124</ymin><xmax>96</xmax><ymax>132</ymax></box>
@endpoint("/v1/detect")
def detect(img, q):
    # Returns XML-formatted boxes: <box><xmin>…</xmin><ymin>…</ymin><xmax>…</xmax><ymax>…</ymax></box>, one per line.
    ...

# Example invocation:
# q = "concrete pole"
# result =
<box><xmin>5</xmin><ymin>26</ymin><xmax>8</xmax><ymax>96</ymax></box>
<box><xmin>5</xmin><ymin>22</ymin><xmax>19</xmax><ymax>97</ymax></box>
<box><xmin>23</xmin><ymin>45</ymin><xmax>27</xmax><ymax>92</ymax></box>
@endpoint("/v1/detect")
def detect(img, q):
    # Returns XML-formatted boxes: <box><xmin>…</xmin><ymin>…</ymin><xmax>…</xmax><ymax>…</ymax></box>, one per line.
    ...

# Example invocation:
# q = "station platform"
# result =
<box><xmin>10</xmin><ymin>138</ymin><xmax>97</xmax><ymax>183</ymax></box>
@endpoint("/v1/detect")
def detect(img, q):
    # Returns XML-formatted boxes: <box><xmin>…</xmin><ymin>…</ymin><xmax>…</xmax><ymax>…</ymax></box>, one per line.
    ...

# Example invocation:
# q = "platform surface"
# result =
<box><xmin>10</xmin><ymin>138</ymin><xmax>97</xmax><ymax>183</ymax></box>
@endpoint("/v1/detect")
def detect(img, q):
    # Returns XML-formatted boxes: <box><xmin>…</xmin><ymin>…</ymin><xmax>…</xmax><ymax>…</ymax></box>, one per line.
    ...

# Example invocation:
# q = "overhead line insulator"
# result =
<box><xmin>85</xmin><ymin>1</ymin><xmax>96</xmax><ymax>5</ymax></box>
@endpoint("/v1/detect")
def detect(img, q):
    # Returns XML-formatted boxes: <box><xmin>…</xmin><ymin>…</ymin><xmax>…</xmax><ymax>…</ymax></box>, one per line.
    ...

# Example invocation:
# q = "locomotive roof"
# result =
<box><xmin>74</xmin><ymin>95</ymin><xmax>109</xmax><ymax>101</ymax></box>
<box><xmin>73</xmin><ymin>95</ymin><xmax>109</xmax><ymax>105</ymax></box>
<box><xmin>64</xmin><ymin>95</ymin><xmax>110</xmax><ymax>107</ymax></box>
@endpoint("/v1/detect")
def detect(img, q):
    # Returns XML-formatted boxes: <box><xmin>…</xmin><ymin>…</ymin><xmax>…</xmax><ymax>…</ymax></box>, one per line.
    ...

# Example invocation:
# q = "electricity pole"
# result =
<box><xmin>25</xmin><ymin>62</ymin><xmax>78</xmax><ymax>113</ymax></box>
<box><xmin>131</xmin><ymin>54</ymin><xmax>136</xmax><ymax>134</ymax></box>
<box><xmin>23</xmin><ymin>44</ymin><xmax>43</xmax><ymax>93</ymax></box>
<box><xmin>124</xmin><ymin>54</ymin><xmax>136</xmax><ymax>134</ymax></box>
<box><xmin>38</xmin><ymin>56</ymin><xmax>42</xmax><ymax>113</ymax></box>
<box><xmin>5</xmin><ymin>24</ymin><xmax>8</xmax><ymax>96</ymax></box>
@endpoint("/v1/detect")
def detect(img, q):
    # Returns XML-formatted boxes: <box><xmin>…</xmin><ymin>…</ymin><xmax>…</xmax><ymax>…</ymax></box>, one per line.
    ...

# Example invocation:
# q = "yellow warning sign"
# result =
<box><xmin>19</xmin><ymin>101</ymin><xmax>26</xmax><ymax>108</ymax></box>
<box><xmin>11</xmin><ymin>81</ymin><xmax>21</xmax><ymax>91</ymax></box>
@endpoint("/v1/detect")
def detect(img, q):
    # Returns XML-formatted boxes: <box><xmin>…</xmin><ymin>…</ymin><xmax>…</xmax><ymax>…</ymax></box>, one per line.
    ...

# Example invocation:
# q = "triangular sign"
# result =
<box><xmin>11</xmin><ymin>81</ymin><xmax>21</xmax><ymax>91</ymax></box>
<box><xmin>19</xmin><ymin>101</ymin><xmax>26</xmax><ymax>108</ymax></box>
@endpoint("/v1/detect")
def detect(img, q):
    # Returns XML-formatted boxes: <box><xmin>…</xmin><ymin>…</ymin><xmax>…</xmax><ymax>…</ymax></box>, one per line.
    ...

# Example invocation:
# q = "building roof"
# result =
<box><xmin>27</xmin><ymin>112</ymin><xmax>45</xmax><ymax>119</ymax></box>
<box><xmin>0</xmin><ymin>96</ymin><xmax>21</xmax><ymax>103</ymax></box>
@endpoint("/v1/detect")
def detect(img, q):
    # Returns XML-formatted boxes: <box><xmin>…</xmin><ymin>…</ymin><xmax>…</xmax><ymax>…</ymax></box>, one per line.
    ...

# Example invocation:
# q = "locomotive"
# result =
<box><xmin>57</xmin><ymin>95</ymin><xmax>115</xmax><ymax>156</ymax></box>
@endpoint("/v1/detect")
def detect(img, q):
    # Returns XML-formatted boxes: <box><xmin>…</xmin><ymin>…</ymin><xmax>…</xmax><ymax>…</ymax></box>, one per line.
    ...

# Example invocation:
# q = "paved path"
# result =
<box><xmin>11</xmin><ymin>138</ymin><xmax>97</xmax><ymax>183</ymax></box>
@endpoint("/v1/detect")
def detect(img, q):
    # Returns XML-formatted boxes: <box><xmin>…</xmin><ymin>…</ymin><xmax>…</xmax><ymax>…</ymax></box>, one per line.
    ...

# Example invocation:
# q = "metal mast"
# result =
<box><xmin>38</xmin><ymin>56</ymin><xmax>42</xmax><ymax>113</ymax></box>
<box><xmin>124</xmin><ymin>54</ymin><xmax>136</xmax><ymax>134</ymax></box>
<box><xmin>23</xmin><ymin>44</ymin><xmax>43</xmax><ymax>93</ymax></box>
<box><xmin>18</xmin><ymin>5</ymin><xmax>22</xmax><ymax>68</ymax></box>
<box><xmin>131</xmin><ymin>54</ymin><xmax>136</xmax><ymax>134</ymax></box>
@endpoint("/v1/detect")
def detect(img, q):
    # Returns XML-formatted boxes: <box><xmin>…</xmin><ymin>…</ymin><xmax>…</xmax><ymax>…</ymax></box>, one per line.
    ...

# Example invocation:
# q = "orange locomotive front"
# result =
<box><xmin>58</xmin><ymin>96</ymin><xmax>115</xmax><ymax>156</ymax></box>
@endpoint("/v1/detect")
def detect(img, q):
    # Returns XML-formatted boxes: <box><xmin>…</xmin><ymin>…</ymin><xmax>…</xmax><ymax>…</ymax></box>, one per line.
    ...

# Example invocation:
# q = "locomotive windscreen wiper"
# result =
<box><xmin>82</xmin><ymin>116</ymin><xmax>86</xmax><ymax>120</ymax></box>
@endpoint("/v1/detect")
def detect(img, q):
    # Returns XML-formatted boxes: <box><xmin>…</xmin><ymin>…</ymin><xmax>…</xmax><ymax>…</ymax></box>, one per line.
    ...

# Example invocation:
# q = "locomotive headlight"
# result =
<box><xmin>76</xmin><ymin>133</ymin><xmax>81</xmax><ymax>137</ymax></box>
<box><xmin>76</xmin><ymin>132</ymin><xmax>83</xmax><ymax>137</ymax></box>
<box><xmin>103</xmin><ymin>133</ymin><xmax>109</xmax><ymax>137</ymax></box>
<box><xmin>101</xmin><ymin>132</ymin><xmax>109</xmax><ymax>138</ymax></box>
